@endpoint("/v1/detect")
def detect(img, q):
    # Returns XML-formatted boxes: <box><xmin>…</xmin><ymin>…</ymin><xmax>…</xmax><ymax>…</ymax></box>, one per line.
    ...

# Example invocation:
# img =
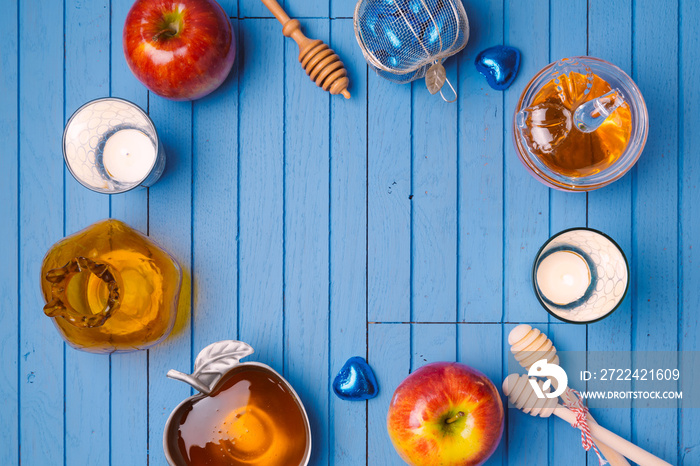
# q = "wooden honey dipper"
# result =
<box><xmin>503</xmin><ymin>374</ymin><xmax>672</xmax><ymax>466</ymax></box>
<box><xmin>260</xmin><ymin>0</ymin><xmax>351</xmax><ymax>99</ymax></box>
<box><xmin>509</xmin><ymin>325</ymin><xmax>630</xmax><ymax>466</ymax></box>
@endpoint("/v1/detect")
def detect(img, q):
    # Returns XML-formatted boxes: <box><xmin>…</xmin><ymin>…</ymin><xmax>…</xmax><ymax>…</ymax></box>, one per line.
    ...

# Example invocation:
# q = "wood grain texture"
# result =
<box><xmin>411</xmin><ymin>324</ymin><xmax>457</xmax><ymax>368</ymax></box>
<box><xmin>330</xmin><ymin>0</ymin><xmax>355</xmax><ymax>19</ymax></box>
<box><xmin>328</xmin><ymin>19</ymin><xmax>368</xmax><ymax>466</ymax></box>
<box><xmin>411</xmin><ymin>63</ymin><xmax>458</xmax><ymax>323</ymax></box>
<box><xmin>632</xmin><ymin>0</ymin><xmax>679</xmax><ymax>463</ymax></box>
<box><xmin>0</xmin><ymin>0</ymin><xmax>19</xmax><ymax>463</ymax></box>
<box><xmin>192</xmin><ymin>25</ymin><xmax>240</xmax><ymax>354</ymax></box>
<box><xmin>239</xmin><ymin>0</ymin><xmax>273</xmax><ymax>19</ymax></box>
<box><xmin>458</xmin><ymin>0</ymin><xmax>504</xmax><ymax>323</ymax></box>
<box><xmin>284</xmin><ymin>18</ymin><xmax>331</xmax><ymax>466</ymax></box>
<box><xmin>217</xmin><ymin>0</ymin><xmax>237</xmax><ymax>17</ymax></box>
<box><xmin>680</xmin><ymin>2</ymin><xmax>700</xmax><ymax>463</ymax></box>
<box><xmin>64</xmin><ymin>1</ymin><xmax>111</xmax><ymax>464</ymax></box>
<box><xmin>503</xmin><ymin>0</ymin><xmax>550</xmax><ymax>322</ymax></box>
<box><xmin>367</xmin><ymin>67</ymin><xmax>411</xmax><ymax>323</ymax></box>
<box><xmin>237</xmin><ymin>19</ymin><xmax>285</xmax><ymax>373</ymax></box>
<box><xmin>18</xmin><ymin>0</ymin><xmax>65</xmax><ymax>464</ymax></box>
<box><xmin>283</xmin><ymin>0</ymin><xmax>328</xmax><ymax>20</ymax></box>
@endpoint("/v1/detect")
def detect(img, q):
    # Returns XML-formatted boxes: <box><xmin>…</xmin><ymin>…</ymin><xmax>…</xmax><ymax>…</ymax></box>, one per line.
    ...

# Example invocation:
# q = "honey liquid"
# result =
<box><xmin>177</xmin><ymin>367</ymin><xmax>308</xmax><ymax>466</ymax></box>
<box><xmin>56</xmin><ymin>248</ymin><xmax>172</xmax><ymax>345</ymax></box>
<box><xmin>524</xmin><ymin>71</ymin><xmax>632</xmax><ymax>177</ymax></box>
<box><xmin>41</xmin><ymin>219</ymin><xmax>181</xmax><ymax>353</ymax></box>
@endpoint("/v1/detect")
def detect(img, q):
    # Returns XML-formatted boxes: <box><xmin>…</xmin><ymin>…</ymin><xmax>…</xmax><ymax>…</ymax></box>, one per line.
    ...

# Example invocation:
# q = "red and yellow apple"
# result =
<box><xmin>123</xmin><ymin>0</ymin><xmax>235</xmax><ymax>101</ymax></box>
<box><xmin>387</xmin><ymin>362</ymin><xmax>504</xmax><ymax>466</ymax></box>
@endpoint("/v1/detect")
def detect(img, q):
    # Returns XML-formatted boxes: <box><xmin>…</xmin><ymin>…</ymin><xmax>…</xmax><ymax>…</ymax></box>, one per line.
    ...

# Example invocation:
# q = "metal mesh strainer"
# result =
<box><xmin>354</xmin><ymin>0</ymin><xmax>469</xmax><ymax>101</ymax></box>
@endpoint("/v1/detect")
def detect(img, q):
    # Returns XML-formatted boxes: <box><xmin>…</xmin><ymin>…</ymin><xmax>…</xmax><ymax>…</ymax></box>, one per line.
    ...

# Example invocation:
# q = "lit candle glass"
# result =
<box><xmin>535</xmin><ymin>250</ymin><xmax>591</xmax><ymax>305</ymax></box>
<box><xmin>103</xmin><ymin>129</ymin><xmax>157</xmax><ymax>184</ymax></box>
<box><xmin>533</xmin><ymin>228</ymin><xmax>630</xmax><ymax>324</ymax></box>
<box><xmin>63</xmin><ymin>97</ymin><xmax>165</xmax><ymax>194</ymax></box>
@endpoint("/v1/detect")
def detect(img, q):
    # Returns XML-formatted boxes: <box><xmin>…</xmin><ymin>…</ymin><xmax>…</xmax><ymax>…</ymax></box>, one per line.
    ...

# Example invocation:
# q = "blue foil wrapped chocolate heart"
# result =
<box><xmin>475</xmin><ymin>45</ymin><xmax>521</xmax><ymax>90</ymax></box>
<box><xmin>332</xmin><ymin>357</ymin><xmax>379</xmax><ymax>401</ymax></box>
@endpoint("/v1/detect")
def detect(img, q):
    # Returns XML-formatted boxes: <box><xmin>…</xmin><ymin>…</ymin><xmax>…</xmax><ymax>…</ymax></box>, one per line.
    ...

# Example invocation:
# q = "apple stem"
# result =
<box><xmin>153</xmin><ymin>23</ymin><xmax>180</xmax><ymax>41</ymax></box>
<box><xmin>445</xmin><ymin>412</ymin><xmax>465</xmax><ymax>424</ymax></box>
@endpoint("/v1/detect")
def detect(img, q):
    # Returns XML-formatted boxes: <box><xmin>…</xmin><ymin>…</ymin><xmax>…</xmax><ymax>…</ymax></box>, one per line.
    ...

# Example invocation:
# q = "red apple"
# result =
<box><xmin>387</xmin><ymin>362</ymin><xmax>504</xmax><ymax>466</ymax></box>
<box><xmin>123</xmin><ymin>0</ymin><xmax>235</xmax><ymax>101</ymax></box>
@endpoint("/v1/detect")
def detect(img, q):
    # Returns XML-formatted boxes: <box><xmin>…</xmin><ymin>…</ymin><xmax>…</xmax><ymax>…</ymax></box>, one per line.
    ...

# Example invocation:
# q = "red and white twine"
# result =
<box><xmin>561</xmin><ymin>388</ymin><xmax>608</xmax><ymax>466</ymax></box>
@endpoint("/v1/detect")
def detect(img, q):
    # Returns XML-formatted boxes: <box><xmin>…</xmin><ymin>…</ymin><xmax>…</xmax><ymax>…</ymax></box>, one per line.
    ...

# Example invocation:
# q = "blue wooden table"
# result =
<box><xmin>2</xmin><ymin>0</ymin><xmax>698</xmax><ymax>464</ymax></box>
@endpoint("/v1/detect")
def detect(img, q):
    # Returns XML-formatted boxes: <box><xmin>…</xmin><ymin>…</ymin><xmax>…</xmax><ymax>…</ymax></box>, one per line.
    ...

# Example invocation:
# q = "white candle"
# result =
<box><xmin>536</xmin><ymin>250</ymin><xmax>591</xmax><ymax>305</ymax></box>
<box><xmin>102</xmin><ymin>129</ymin><xmax>157</xmax><ymax>184</ymax></box>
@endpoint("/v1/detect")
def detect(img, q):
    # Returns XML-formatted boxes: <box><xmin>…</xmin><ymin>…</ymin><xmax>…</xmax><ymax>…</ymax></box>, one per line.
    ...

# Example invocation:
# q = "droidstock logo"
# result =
<box><xmin>528</xmin><ymin>359</ymin><xmax>568</xmax><ymax>399</ymax></box>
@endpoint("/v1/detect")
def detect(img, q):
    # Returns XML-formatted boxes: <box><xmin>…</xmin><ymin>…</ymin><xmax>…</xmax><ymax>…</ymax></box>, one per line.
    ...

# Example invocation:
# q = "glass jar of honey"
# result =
<box><xmin>40</xmin><ymin>219</ymin><xmax>182</xmax><ymax>353</ymax></box>
<box><xmin>513</xmin><ymin>57</ymin><xmax>648</xmax><ymax>191</ymax></box>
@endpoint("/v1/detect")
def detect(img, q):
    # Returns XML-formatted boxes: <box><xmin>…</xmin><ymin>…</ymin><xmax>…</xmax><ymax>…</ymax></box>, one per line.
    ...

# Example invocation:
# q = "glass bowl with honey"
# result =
<box><xmin>513</xmin><ymin>57</ymin><xmax>648</xmax><ymax>191</ymax></box>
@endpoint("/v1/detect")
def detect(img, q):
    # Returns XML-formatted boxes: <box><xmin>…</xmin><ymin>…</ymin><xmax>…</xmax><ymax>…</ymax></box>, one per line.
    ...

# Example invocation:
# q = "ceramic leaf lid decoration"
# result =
<box><xmin>167</xmin><ymin>340</ymin><xmax>255</xmax><ymax>394</ymax></box>
<box><xmin>164</xmin><ymin>340</ymin><xmax>312</xmax><ymax>466</ymax></box>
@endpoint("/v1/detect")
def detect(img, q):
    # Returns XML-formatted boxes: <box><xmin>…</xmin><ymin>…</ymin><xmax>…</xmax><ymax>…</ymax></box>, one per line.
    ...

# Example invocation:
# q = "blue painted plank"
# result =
<box><xmin>367</xmin><ymin>66</ymin><xmax>411</xmax><ymax>324</ymax></box>
<box><xmin>411</xmin><ymin>324</ymin><xmax>456</xmax><ymax>368</ymax></box>
<box><xmin>503</xmin><ymin>0</ymin><xmax>551</xmax><ymax>323</ymax></box>
<box><xmin>547</xmin><ymin>324</ymin><xmax>586</xmax><ymax>465</ymax></box>
<box><xmin>237</xmin><ymin>19</ymin><xmax>285</xmax><ymax>373</ymax></box>
<box><xmin>147</xmin><ymin>95</ymin><xmax>193</xmax><ymax>466</ymax></box>
<box><xmin>109</xmin><ymin>0</ymin><xmax>150</xmax><ymax>464</ymax></box>
<box><xmin>0</xmin><ymin>0</ymin><xmax>19</xmax><ymax>463</ymax></box>
<box><xmin>680</xmin><ymin>0</ymin><xmax>700</xmax><ymax>463</ymax></box>
<box><xmin>328</xmin><ymin>19</ymin><xmax>368</xmax><ymax>466</ymax></box>
<box><xmin>218</xmin><ymin>0</ymin><xmax>237</xmax><ymax>17</ymax></box>
<box><xmin>548</xmin><ymin>0</ymin><xmax>588</xmax><ymax>240</ymax></box>
<box><xmin>586</xmin><ymin>1</ymin><xmax>634</xmax><ymax>464</ymax></box>
<box><xmin>240</xmin><ymin>0</ymin><xmax>274</xmax><ymax>18</ymax></box>
<box><xmin>241</xmin><ymin>0</ymin><xmax>330</xmax><ymax>19</ymax></box>
<box><xmin>284</xmin><ymin>18</ymin><xmax>330</xmax><ymax>466</ymax></box>
<box><xmin>18</xmin><ymin>0</ymin><xmax>65</xmax><ymax>463</ymax></box>
<box><xmin>63</xmin><ymin>1</ymin><xmax>111</xmax><ymax>464</ymax></box>
<box><xmin>457</xmin><ymin>0</ymin><xmax>504</xmax><ymax>323</ymax></box>
<box><xmin>458</xmin><ymin>324</ymin><xmax>505</xmax><ymax>466</ymax></box>
<box><xmin>192</xmin><ymin>26</ymin><xmax>239</xmax><ymax>354</ymax></box>
<box><xmin>632</xmin><ymin>1</ymin><xmax>679</xmax><ymax>464</ymax></box>
<box><xmin>368</xmin><ymin>324</ymin><xmax>410</xmax><ymax>466</ymax></box>
<box><xmin>284</xmin><ymin>0</ymin><xmax>328</xmax><ymax>19</ymax></box>
<box><xmin>504</xmin><ymin>323</ymin><xmax>548</xmax><ymax>465</ymax></box>
<box><xmin>330</xmin><ymin>0</ymin><xmax>355</xmax><ymax>18</ymax></box>
<box><xmin>411</xmin><ymin>63</ymin><xmax>458</xmax><ymax>323</ymax></box>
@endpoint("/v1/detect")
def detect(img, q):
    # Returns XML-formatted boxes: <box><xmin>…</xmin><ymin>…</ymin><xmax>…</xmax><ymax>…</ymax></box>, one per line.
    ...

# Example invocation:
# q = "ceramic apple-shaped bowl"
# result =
<box><xmin>163</xmin><ymin>341</ymin><xmax>312</xmax><ymax>466</ymax></box>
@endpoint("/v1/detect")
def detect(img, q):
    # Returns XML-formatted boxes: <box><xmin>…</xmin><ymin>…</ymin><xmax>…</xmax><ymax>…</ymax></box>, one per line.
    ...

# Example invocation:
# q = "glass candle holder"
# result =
<box><xmin>63</xmin><ymin>97</ymin><xmax>165</xmax><ymax>194</ymax></box>
<box><xmin>532</xmin><ymin>228</ymin><xmax>629</xmax><ymax>324</ymax></box>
